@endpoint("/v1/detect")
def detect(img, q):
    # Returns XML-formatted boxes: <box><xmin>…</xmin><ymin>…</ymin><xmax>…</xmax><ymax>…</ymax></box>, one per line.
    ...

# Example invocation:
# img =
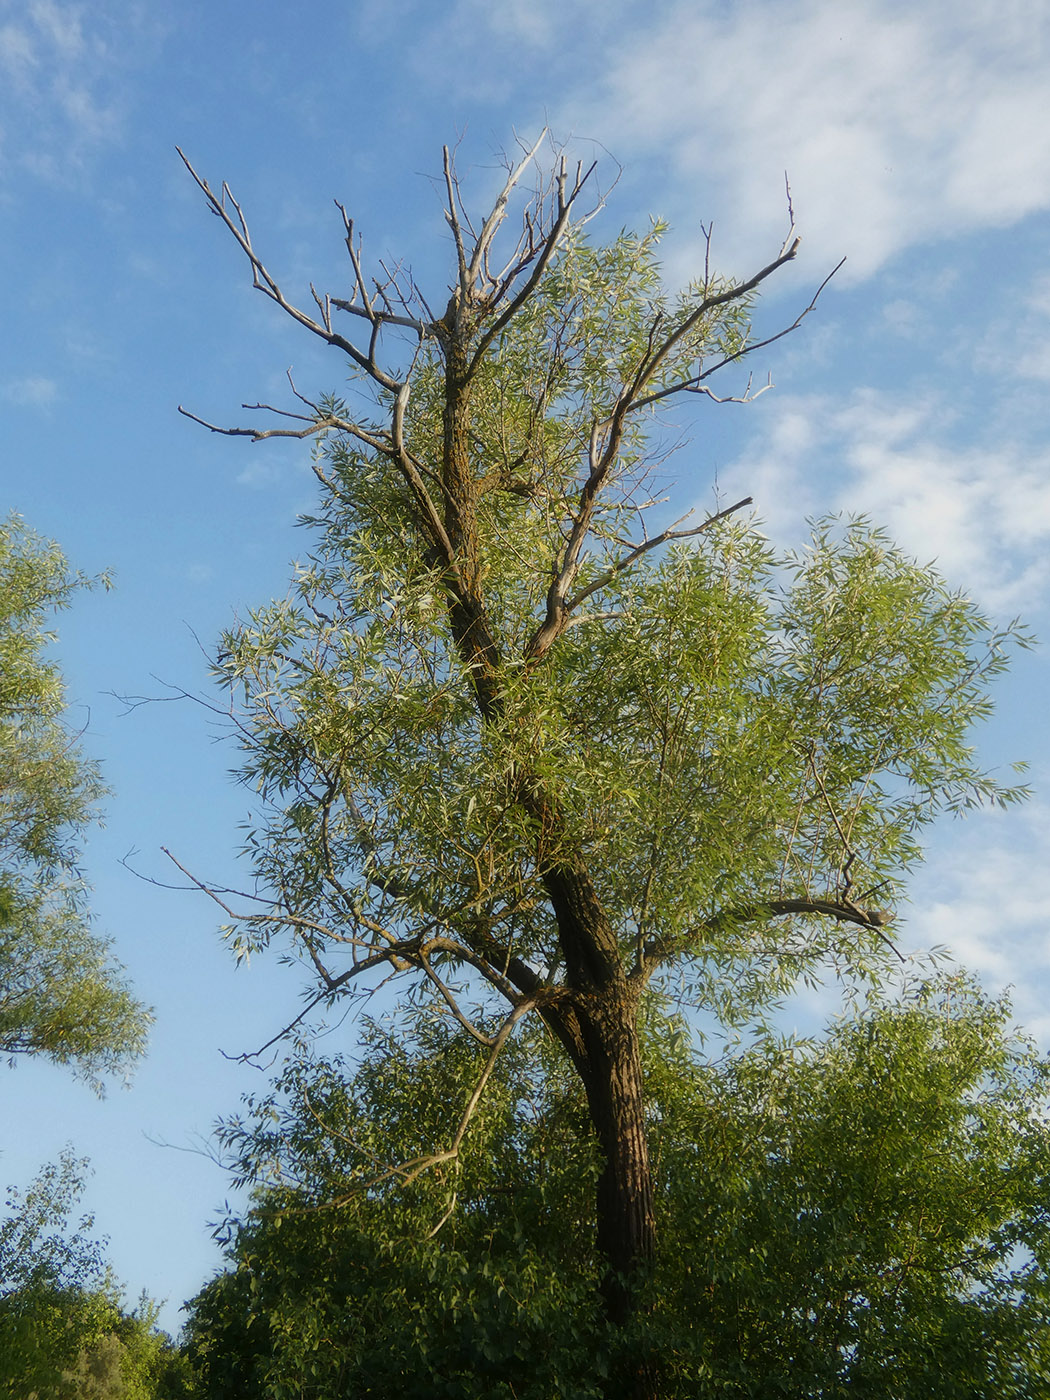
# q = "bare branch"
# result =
<box><xmin>176</xmin><ymin>403</ymin><xmax>391</xmax><ymax>454</ymax></box>
<box><xmin>637</xmin><ymin>895</ymin><xmax>900</xmax><ymax>979</ymax></box>
<box><xmin>467</xmin><ymin>154</ymin><xmax>600</xmax><ymax>374</ymax></box>
<box><xmin>466</xmin><ymin>127</ymin><xmax>549</xmax><ymax>290</ymax></box>
<box><xmin>330</xmin><ymin>296</ymin><xmax>426</xmax><ymax>333</ymax></box>
<box><xmin>419</xmin><ymin>949</ymin><xmax>499</xmax><ymax>1046</ymax></box>
<box><xmin>618</xmin><ymin>239</ymin><xmax>804</xmax><ymax>416</ymax></box>
<box><xmin>779</xmin><ymin>172</ymin><xmax>797</xmax><ymax>260</ymax></box>
<box><xmin>176</xmin><ymin>148</ymin><xmax>403</xmax><ymax>392</ymax></box>
<box><xmin>443</xmin><ymin>145</ymin><xmax>470</xmax><ymax>303</ymax></box>
<box><xmin>276</xmin><ymin>999</ymin><xmax>535</xmax><ymax>1216</ymax></box>
<box><xmin>633</xmin><ymin>257</ymin><xmax>845</xmax><ymax>413</ymax></box>
<box><xmin>563</xmin><ymin>496</ymin><xmax>754</xmax><ymax>615</ymax></box>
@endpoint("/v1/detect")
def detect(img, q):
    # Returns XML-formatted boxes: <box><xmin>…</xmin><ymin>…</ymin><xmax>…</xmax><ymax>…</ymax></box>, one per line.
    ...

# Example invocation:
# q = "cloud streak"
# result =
<box><xmin>711</xmin><ymin>386</ymin><xmax>1050</xmax><ymax>614</ymax></box>
<box><xmin>1</xmin><ymin>374</ymin><xmax>57</xmax><ymax>405</ymax></box>
<box><xmin>566</xmin><ymin>0</ymin><xmax>1050</xmax><ymax>279</ymax></box>
<box><xmin>0</xmin><ymin>0</ymin><xmax>158</xmax><ymax>184</ymax></box>
<box><xmin>377</xmin><ymin>0</ymin><xmax>1050</xmax><ymax>286</ymax></box>
<box><xmin>907</xmin><ymin>803</ymin><xmax>1050</xmax><ymax>1040</ymax></box>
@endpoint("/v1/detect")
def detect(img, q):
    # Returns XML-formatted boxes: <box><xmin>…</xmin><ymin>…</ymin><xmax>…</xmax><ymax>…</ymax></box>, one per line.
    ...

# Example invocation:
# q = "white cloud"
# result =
<box><xmin>28</xmin><ymin>0</ymin><xmax>86</xmax><ymax>56</ymax></box>
<box><xmin>0</xmin><ymin>21</ymin><xmax>37</xmax><ymax>86</ymax></box>
<box><xmin>975</xmin><ymin>269</ymin><xmax>1050</xmax><ymax>383</ymax></box>
<box><xmin>1</xmin><ymin>374</ymin><xmax>57</xmax><ymax>405</ymax></box>
<box><xmin>881</xmin><ymin>299</ymin><xmax>923</xmax><ymax>338</ymax></box>
<box><xmin>713</xmin><ymin>386</ymin><xmax>1050</xmax><ymax>613</ymax></box>
<box><xmin>906</xmin><ymin>803</ymin><xmax>1050</xmax><ymax>1042</ymax></box>
<box><xmin>384</xmin><ymin>0</ymin><xmax>1050</xmax><ymax>284</ymax></box>
<box><xmin>559</xmin><ymin>0</ymin><xmax>1050</xmax><ymax>281</ymax></box>
<box><xmin>0</xmin><ymin>0</ymin><xmax>156</xmax><ymax>184</ymax></box>
<box><xmin>236</xmin><ymin>460</ymin><xmax>286</xmax><ymax>489</ymax></box>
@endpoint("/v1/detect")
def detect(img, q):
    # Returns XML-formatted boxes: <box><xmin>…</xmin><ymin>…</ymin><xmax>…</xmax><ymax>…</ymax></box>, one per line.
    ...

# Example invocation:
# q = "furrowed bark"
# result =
<box><xmin>579</xmin><ymin>998</ymin><xmax>655</xmax><ymax>1321</ymax></box>
<box><xmin>544</xmin><ymin>979</ymin><xmax>658</xmax><ymax>1400</ymax></box>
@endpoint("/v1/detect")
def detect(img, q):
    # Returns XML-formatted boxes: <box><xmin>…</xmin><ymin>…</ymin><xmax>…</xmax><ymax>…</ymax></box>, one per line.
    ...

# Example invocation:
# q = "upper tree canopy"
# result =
<box><xmin>0</xmin><ymin>516</ymin><xmax>149</xmax><ymax>1085</ymax></box>
<box><xmin>180</xmin><ymin>135</ymin><xmax>1025</xmax><ymax>1044</ymax></box>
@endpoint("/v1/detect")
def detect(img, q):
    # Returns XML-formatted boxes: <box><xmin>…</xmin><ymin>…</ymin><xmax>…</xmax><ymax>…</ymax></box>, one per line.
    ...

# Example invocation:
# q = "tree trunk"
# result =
<box><xmin>547</xmin><ymin>982</ymin><xmax>658</xmax><ymax>1400</ymax></box>
<box><xmin>439</xmin><ymin>320</ymin><xmax>657</xmax><ymax>1394</ymax></box>
<box><xmin>576</xmin><ymin>995</ymin><xmax>656</xmax><ymax>1325</ymax></box>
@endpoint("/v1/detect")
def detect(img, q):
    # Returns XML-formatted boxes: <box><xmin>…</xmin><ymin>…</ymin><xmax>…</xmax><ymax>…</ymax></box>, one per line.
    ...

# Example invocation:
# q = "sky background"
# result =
<box><xmin>3</xmin><ymin>0</ymin><xmax>1050</xmax><ymax>1336</ymax></box>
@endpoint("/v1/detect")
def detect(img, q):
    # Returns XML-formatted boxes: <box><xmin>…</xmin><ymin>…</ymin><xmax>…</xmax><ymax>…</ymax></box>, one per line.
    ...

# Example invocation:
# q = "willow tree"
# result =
<box><xmin>0</xmin><ymin>516</ymin><xmax>148</xmax><ymax>1085</ymax></box>
<box><xmin>179</xmin><ymin>134</ymin><xmax>1023</xmax><ymax>1387</ymax></box>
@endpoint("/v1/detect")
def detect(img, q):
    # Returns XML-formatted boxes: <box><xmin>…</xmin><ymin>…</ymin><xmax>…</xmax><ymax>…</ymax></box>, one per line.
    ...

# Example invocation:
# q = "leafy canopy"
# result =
<box><xmin>221</xmin><ymin>482</ymin><xmax>1025</xmax><ymax>1020</ymax></box>
<box><xmin>181</xmin><ymin>137</ymin><xmax>1036</xmax><ymax>1392</ymax></box>
<box><xmin>186</xmin><ymin>976</ymin><xmax>1050</xmax><ymax>1399</ymax></box>
<box><xmin>180</xmin><ymin>131</ymin><xmax>1028</xmax><ymax>1074</ymax></box>
<box><xmin>0</xmin><ymin>1151</ymin><xmax>190</xmax><ymax>1400</ymax></box>
<box><xmin>0</xmin><ymin>515</ymin><xmax>149</xmax><ymax>1083</ymax></box>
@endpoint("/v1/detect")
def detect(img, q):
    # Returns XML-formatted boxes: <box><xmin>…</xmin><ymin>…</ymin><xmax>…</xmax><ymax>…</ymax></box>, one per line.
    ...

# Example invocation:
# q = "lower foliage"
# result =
<box><xmin>183</xmin><ymin>973</ymin><xmax>1050</xmax><ymax>1398</ymax></box>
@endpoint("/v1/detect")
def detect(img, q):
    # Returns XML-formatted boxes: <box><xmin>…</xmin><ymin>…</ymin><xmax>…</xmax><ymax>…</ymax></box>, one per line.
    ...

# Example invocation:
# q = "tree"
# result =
<box><xmin>647</xmin><ymin>975</ymin><xmax>1050</xmax><ymax>1396</ymax></box>
<box><xmin>0</xmin><ymin>1151</ymin><xmax>191</xmax><ymax>1400</ymax></box>
<box><xmin>178</xmin><ymin>133</ymin><xmax>1027</xmax><ymax>1392</ymax></box>
<box><xmin>184</xmin><ymin>976</ymin><xmax>1050</xmax><ymax>1398</ymax></box>
<box><xmin>186</xmin><ymin>1013</ymin><xmax>608</xmax><ymax>1399</ymax></box>
<box><xmin>0</xmin><ymin>515</ymin><xmax>149</xmax><ymax>1084</ymax></box>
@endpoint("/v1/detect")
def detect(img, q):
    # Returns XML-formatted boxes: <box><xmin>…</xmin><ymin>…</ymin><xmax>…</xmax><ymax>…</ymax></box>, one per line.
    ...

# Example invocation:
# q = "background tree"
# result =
<box><xmin>0</xmin><ymin>515</ymin><xmax>149</xmax><ymax>1084</ymax></box>
<box><xmin>179</xmin><ymin>132</ymin><xmax>1027</xmax><ymax>1389</ymax></box>
<box><xmin>0</xmin><ymin>1150</ymin><xmax>191</xmax><ymax>1400</ymax></box>
<box><xmin>647</xmin><ymin>975</ymin><xmax>1050</xmax><ymax>1397</ymax></box>
<box><xmin>184</xmin><ymin>976</ymin><xmax>1050</xmax><ymax>1399</ymax></box>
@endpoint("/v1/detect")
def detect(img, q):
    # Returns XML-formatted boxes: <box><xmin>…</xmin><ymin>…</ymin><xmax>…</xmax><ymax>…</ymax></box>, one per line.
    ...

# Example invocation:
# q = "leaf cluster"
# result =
<box><xmin>217</xmin><ymin>494</ymin><xmax>1027</xmax><ymax>1022</ymax></box>
<box><xmin>0</xmin><ymin>516</ymin><xmax>149</xmax><ymax>1084</ymax></box>
<box><xmin>0</xmin><ymin>1151</ymin><xmax>189</xmax><ymax>1400</ymax></box>
<box><xmin>186</xmin><ymin>976</ymin><xmax>1050</xmax><ymax>1397</ymax></box>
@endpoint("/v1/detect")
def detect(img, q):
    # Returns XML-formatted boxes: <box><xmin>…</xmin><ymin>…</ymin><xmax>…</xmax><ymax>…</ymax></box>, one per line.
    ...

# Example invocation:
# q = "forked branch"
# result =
<box><xmin>275</xmin><ymin>998</ymin><xmax>535</xmax><ymax>1218</ymax></box>
<box><xmin>176</xmin><ymin>147</ymin><xmax>404</xmax><ymax>392</ymax></box>
<box><xmin>637</xmin><ymin>894</ymin><xmax>898</xmax><ymax>980</ymax></box>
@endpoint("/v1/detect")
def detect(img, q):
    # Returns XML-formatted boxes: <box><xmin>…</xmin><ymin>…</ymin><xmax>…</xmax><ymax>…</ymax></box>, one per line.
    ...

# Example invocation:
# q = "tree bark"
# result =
<box><xmin>556</xmin><ymin>992</ymin><xmax>657</xmax><ymax>1400</ymax></box>
<box><xmin>540</xmin><ymin>890</ymin><xmax>658</xmax><ymax>1400</ymax></box>
<box><xmin>576</xmin><ymin>996</ymin><xmax>655</xmax><ymax>1323</ymax></box>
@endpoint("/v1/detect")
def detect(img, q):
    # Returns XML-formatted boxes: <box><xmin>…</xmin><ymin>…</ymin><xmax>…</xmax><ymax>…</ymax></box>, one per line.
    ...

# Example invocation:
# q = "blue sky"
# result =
<box><xmin>3</xmin><ymin>0</ymin><xmax>1050</xmax><ymax>1335</ymax></box>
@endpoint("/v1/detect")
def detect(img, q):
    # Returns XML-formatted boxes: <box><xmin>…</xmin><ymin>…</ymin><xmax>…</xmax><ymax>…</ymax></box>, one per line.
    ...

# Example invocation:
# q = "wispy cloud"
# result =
<box><xmin>907</xmin><ymin>803</ymin><xmax>1050</xmax><ymax>1041</ymax></box>
<box><xmin>366</xmin><ymin>0</ymin><xmax>1050</xmax><ymax>287</ymax></box>
<box><xmin>975</xmin><ymin>271</ymin><xmax>1050</xmax><ymax>384</ymax></box>
<box><xmin>1</xmin><ymin>374</ymin><xmax>57</xmax><ymax>405</ymax></box>
<box><xmin>389</xmin><ymin>0</ymin><xmax>1047</xmax><ymax>282</ymax></box>
<box><xmin>713</xmin><ymin>386</ymin><xmax>1050</xmax><ymax>614</ymax></box>
<box><xmin>569</xmin><ymin>0</ymin><xmax>1050</xmax><ymax>280</ymax></box>
<box><xmin>0</xmin><ymin>0</ymin><xmax>158</xmax><ymax>184</ymax></box>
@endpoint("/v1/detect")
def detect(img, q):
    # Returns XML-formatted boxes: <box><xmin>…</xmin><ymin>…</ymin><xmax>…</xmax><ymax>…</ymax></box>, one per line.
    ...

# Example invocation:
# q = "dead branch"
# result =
<box><xmin>564</xmin><ymin>496</ymin><xmax>754</xmax><ymax>615</ymax></box>
<box><xmin>467</xmin><ymin>151</ymin><xmax>599</xmax><ymax>374</ymax></box>
<box><xmin>271</xmin><ymin>999</ymin><xmax>535</xmax><ymax>1217</ymax></box>
<box><xmin>634</xmin><ymin>256</ymin><xmax>845</xmax><ymax>413</ymax></box>
<box><xmin>176</xmin><ymin>148</ymin><xmax>405</xmax><ymax>392</ymax></box>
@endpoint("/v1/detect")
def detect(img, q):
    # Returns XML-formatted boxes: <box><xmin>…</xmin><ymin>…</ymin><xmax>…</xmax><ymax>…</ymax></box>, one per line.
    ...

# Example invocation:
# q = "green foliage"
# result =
<box><xmin>186</xmin><ymin>978</ymin><xmax>1050</xmax><ymax>1398</ymax></box>
<box><xmin>0</xmin><ymin>1147</ymin><xmax>109</xmax><ymax>1297</ymax></box>
<box><xmin>647</xmin><ymin>975</ymin><xmax>1050</xmax><ymax>1396</ymax></box>
<box><xmin>220</xmin><ymin>488</ymin><xmax>1026</xmax><ymax>1017</ymax></box>
<box><xmin>206</xmin><ymin>213</ymin><xmax>1029</xmax><ymax>1026</ymax></box>
<box><xmin>0</xmin><ymin>514</ymin><xmax>149</xmax><ymax>1084</ymax></box>
<box><xmin>188</xmin><ymin>1017</ymin><xmax>606</xmax><ymax>1398</ymax></box>
<box><xmin>187</xmin><ymin>145</ymin><xmax>1035</xmax><ymax>1392</ymax></box>
<box><xmin>0</xmin><ymin>1152</ymin><xmax>189</xmax><ymax>1400</ymax></box>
